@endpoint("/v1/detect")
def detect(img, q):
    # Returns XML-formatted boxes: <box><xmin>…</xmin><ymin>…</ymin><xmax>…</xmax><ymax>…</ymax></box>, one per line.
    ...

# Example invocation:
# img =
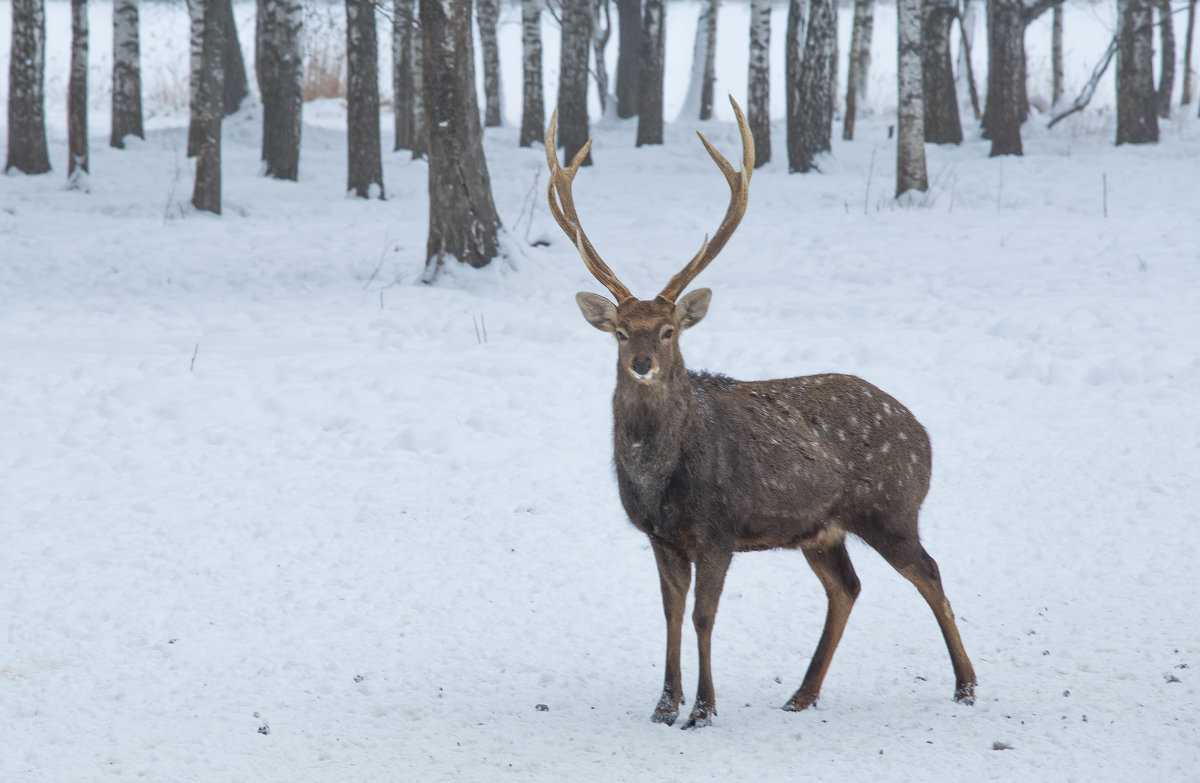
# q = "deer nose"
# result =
<box><xmin>632</xmin><ymin>356</ymin><xmax>652</xmax><ymax>376</ymax></box>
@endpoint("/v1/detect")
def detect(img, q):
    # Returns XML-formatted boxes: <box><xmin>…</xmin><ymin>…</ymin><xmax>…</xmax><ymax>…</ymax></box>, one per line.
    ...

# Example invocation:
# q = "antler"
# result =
<box><xmin>657</xmin><ymin>96</ymin><xmax>755</xmax><ymax>304</ymax></box>
<box><xmin>545</xmin><ymin>112</ymin><xmax>634</xmax><ymax>304</ymax></box>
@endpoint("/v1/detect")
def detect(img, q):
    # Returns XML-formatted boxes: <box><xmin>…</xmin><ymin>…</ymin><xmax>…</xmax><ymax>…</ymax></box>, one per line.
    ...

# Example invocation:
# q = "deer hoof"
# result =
<box><xmin>954</xmin><ymin>682</ymin><xmax>976</xmax><ymax>706</ymax></box>
<box><xmin>782</xmin><ymin>692</ymin><xmax>818</xmax><ymax>712</ymax></box>
<box><xmin>651</xmin><ymin>708</ymin><xmax>678</xmax><ymax>726</ymax></box>
<box><xmin>681</xmin><ymin>702</ymin><xmax>714</xmax><ymax>729</ymax></box>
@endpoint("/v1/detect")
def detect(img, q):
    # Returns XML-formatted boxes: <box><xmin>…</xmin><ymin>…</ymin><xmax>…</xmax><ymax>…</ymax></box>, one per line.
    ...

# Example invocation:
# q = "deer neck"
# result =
<box><xmin>612</xmin><ymin>362</ymin><xmax>696</xmax><ymax>479</ymax></box>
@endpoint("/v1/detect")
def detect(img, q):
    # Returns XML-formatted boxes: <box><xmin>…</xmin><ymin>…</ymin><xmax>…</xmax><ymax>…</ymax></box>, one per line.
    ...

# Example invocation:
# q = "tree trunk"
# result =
<box><xmin>681</xmin><ymin>0</ymin><xmax>718</xmax><ymax>120</ymax></box>
<box><xmin>188</xmin><ymin>0</ymin><xmax>203</xmax><ymax>156</ymax></box>
<box><xmin>421</xmin><ymin>0</ymin><xmax>502</xmax><ymax>274</ymax></box>
<box><xmin>615</xmin><ymin>0</ymin><xmax>641</xmax><ymax>117</ymax></box>
<box><xmin>983</xmin><ymin>0</ymin><xmax>1024</xmax><ymax>156</ymax></box>
<box><xmin>922</xmin><ymin>0</ymin><xmax>961</xmax><ymax>143</ymax></box>
<box><xmin>785</xmin><ymin>0</ymin><xmax>806</xmax><ymax>156</ymax></box>
<box><xmin>347</xmin><ymin>0</ymin><xmax>385</xmax><ymax>197</ymax></box>
<box><xmin>258</xmin><ymin>0</ymin><xmax>303</xmax><ymax>180</ymax></box>
<box><xmin>393</xmin><ymin>0</ymin><xmax>416</xmax><ymax>150</ymax></box>
<box><xmin>6</xmin><ymin>0</ymin><xmax>51</xmax><ymax>174</ymax></box>
<box><xmin>478</xmin><ymin>0</ymin><xmax>502</xmax><ymax>126</ymax></box>
<box><xmin>558</xmin><ymin>0</ymin><xmax>592</xmax><ymax>163</ymax></box>
<box><xmin>111</xmin><ymin>0</ymin><xmax>143</xmax><ymax>148</ymax></box>
<box><xmin>1183</xmin><ymin>0</ymin><xmax>1197</xmax><ymax>107</ymax></box>
<box><xmin>1051</xmin><ymin>4</ymin><xmax>1063</xmax><ymax>106</ymax></box>
<box><xmin>592</xmin><ymin>0</ymin><xmax>612</xmax><ymax>114</ymax></box>
<box><xmin>896</xmin><ymin>0</ymin><xmax>927</xmax><ymax>195</ymax></box>
<box><xmin>636</xmin><ymin>0</ymin><xmax>665</xmax><ymax>145</ymax></box>
<box><xmin>1116</xmin><ymin>0</ymin><xmax>1159</xmax><ymax>143</ymax></box>
<box><xmin>411</xmin><ymin>15</ymin><xmax>427</xmax><ymax>157</ymax></box>
<box><xmin>519</xmin><ymin>0</ymin><xmax>545</xmax><ymax>147</ymax></box>
<box><xmin>956</xmin><ymin>0</ymin><xmax>980</xmax><ymax>118</ymax></box>
<box><xmin>193</xmin><ymin>0</ymin><xmax>225</xmax><ymax>214</ymax></box>
<box><xmin>68</xmin><ymin>0</ymin><xmax>88</xmax><ymax>185</ymax></box>
<box><xmin>789</xmin><ymin>0</ymin><xmax>836</xmax><ymax>173</ymax></box>
<box><xmin>748</xmin><ymin>0</ymin><xmax>771</xmax><ymax>166</ymax></box>
<box><xmin>218</xmin><ymin>0</ymin><xmax>248</xmax><ymax>115</ymax></box>
<box><xmin>1156</xmin><ymin>0</ymin><xmax>1175</xmax><ymax>117</ymax></box>
<box><xmin>843</xmin><ymin>0</ymin><xmax>873</xmax><ymax>140</ymax></box>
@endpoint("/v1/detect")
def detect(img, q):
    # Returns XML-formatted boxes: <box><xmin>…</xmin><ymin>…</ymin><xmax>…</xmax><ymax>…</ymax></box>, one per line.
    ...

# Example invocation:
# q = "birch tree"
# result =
<box><xmin>789</xmin><ymin>0</ymin><xmax>836</xmax><ymax>173</ymax></box>
<box><xmin>1183</xmin><ymin>0</ymin><xmax>1197</xmax><ymax>107</ymax></box>
<box><xmin>923</xmin><ymin>0</ymin><xmax>961</xmax><ymax>143</ymax></box>
<box><xmin>68</xmin><ymin>0</ymin><xmax>88</xmax><ymax>186</ymax></box>
<box><xmin>983</xmin><ymin>0</ymin><xmax>1025</xmax><ymax>155</ymax></box>
<box><xmin>346</xmin><ymin>0</ymin><xmax>384</xmax><ymax>197</ymax></box>
<box><xmin>411</xmin><ymin>15</ymin><xmax>426</xmax><ymax>157</ymax></box>
<box><xmin>478</xmin><ymin>0</ymin><xmax>502</xmax><ymax>126</ymax></box>
<box><xmin>257</xmin><ymin>0</ymin><xmax>303</xmax><ymax>180</ymax></box>
<box><xmin>520</xmin><ymin>0</ymin><xmax>545</xmax><ymax>147</ymax></box>
<box><xmin>680</xmin><ymin>0</ymin><xmax>718</xmax><ymax>121</ymax></box>
<box><xmin>558</xmin><ymin>0</ymin><xmax>592</xmax><ymax>163</ymax></box>
<box><xmin>636</xmin><ymin>0</ymin><xmax>665</xmax><ymax>145</ymax></box>
<box><xmin>843</xmin><ymin>0</ymin><xmax>873</xmax><ymax>140</ymax></box>
<box><xmin>785</xmin><ymin>0</ymin><xmax>807</xmax><ymax>152</ymax></box>
<box><xmin>748</xmin><ymin>0</ymin><xmax>771</xmax><ymax>165</ymax></box>
<box><xmin>1116</xmin><ymin>0</ymin><xmax>1159</xmax><ymax>143</ymax></box>
<box><xmin>421</xmin><ymin>0</ymin><xmax>502</xmax><ymax>275</ymax></box>
<box><xmin>393</xmin><ymin>0</ymin><xmax>416</xmax><ymax>150</ymax></box>
<box><xmin>1156</xmin><ymin>0</ymin><xmax>1175</xmax><ymax>117</ymax></box>
<box><xmin>187</xmin><ymin>0</ymin><xmax>203</xmax><ymax>156</ymax></box>
<box><xmin>1051</xmin><ymin>4</ymin><xmax>1063</xmax><ymax>106</ymax></box>
<box><xmin>218</xmin><ymin>0</ymin><xmax>248</xmax><ymax>115</ymax></box>
<box><xmin>591</xmin><ymin>0</ymin><xmax>613</xmax><ymax>114</ymax></box>
<box><xmin>615</xmin><ymin>0</ymin><xmax>641</xmax><ymax>117</ymax></box>
<box><xmin>111</xmin><ymin>0</ymin><xmax>144</xmax><ymax>148</ymax></box>
<box><xmin>193</xmin><ymin>0</ymin><xmax>225</xmax><ymax>214</ymax></box>
<box><xmin>6</xmin><ymin>0</ymin><xmax>51</xmax><ymax>174</ymax></box>
<box><xmin>896</xmin><ymin>0</ymin><xmax>927</xmax><ymax>196</ymax></box>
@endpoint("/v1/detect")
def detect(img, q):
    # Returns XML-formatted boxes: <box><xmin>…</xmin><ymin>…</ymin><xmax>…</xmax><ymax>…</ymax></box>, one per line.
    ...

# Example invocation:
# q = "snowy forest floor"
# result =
<box><xmin>4</xmin><ymin>1</ymin><xmax>1200</xmax><ymax>781</ymax></box>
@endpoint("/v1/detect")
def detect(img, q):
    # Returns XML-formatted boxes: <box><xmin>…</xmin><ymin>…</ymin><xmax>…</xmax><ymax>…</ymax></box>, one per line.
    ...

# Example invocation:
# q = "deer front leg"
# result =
<box><xmin>682</xmin><ymin>548</ymin><xmax>733</xmax><ymax>729</ymax></box>
<box><xmin>650</xmin><ymin>540</ymin><xmax>691</xmax><ymax>725</ymax></box>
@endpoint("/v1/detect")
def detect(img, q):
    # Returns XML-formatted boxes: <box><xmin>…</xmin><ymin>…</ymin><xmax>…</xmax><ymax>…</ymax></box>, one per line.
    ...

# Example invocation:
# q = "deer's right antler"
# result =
<box><xmin>545</xmin><ymin>113</ymin><xmax>634</xmax><ymax>304</ymax></box>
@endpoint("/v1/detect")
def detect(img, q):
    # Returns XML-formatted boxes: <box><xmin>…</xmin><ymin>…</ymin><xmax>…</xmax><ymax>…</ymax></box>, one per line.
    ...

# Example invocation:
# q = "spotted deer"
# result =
<box><xmin>545</xmin><ymin>96</ymin><xmax>976</xmax><ymax>729</ymax></box>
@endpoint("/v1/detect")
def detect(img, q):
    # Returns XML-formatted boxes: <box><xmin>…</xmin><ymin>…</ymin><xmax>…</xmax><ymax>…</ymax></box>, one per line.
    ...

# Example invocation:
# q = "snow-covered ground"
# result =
<box><xmin>3</xmin><ymin>1</ymin><xmax>1199</xmax><ymax>780</ymax></box>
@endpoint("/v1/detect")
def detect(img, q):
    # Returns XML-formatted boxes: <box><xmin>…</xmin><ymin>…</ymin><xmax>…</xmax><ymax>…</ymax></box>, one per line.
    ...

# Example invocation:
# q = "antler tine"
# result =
<box><xmin>657</xmin><ymin>95</ymin><xmax>755</xmax><ymax>304</ymax></box>
<box><xmin>545</xmin><ymin>111</ymin><xmax>634</xmax><ymax>304</ymax></box>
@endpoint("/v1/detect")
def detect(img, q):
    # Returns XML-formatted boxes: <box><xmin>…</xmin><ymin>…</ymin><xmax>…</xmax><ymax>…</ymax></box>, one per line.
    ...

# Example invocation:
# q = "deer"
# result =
<box><xmin>544</xmin><ymin>96</ymin><xmax>977</xmax><ymax>730</ymax></box>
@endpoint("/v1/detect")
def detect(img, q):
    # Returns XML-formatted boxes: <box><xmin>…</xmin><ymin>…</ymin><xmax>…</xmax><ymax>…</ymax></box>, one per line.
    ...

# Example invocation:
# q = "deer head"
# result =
<box><xmin>545</xmin><ymin>96</ymin><xmax>755</xmax><ymax>384</ymax></box>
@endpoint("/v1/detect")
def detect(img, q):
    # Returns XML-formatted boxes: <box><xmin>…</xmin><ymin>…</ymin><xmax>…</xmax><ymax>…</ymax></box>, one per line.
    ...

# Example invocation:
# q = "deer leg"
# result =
<box><xmin>871</xmin><ymin>533</ymin><xmax>977</xmax><ymax>705</ymax></box>
<box><xmin>650</xmin><ymin>539</ymin><xmax>692</xmax><ymax>726</ymax></box>
<box><xmin>682</xmin><ymin>548</ymin><xmax>732</xmax><ymax>729</ymax></box>
<box><xmin>784</xmin><ymin>541</ymin><xmax>861</xmax><ymax>712</ymax></box>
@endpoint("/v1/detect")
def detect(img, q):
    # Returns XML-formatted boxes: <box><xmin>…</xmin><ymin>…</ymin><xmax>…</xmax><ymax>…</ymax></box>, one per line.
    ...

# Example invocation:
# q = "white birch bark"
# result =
<box><xmin>680</xmin><ymin>0</ymin><xmax>717</xmax><ymax>121</ymax></box>
<box><xmin>747</xmin><ymin>0</ymin><xmax>771</xmax><ymax>165</ymax></box>
<box><xmin>111</xmin><ymin>0</ymin><xmax>143</xmax><ymax>148</ymax></box>
<box><xmin>895</xmin><ymin>0</ymin><xmax>926</xmax><ymax>197</ymax></box>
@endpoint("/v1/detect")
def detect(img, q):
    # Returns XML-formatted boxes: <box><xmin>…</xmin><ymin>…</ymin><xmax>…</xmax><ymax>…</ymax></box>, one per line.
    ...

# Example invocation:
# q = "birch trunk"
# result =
<box><xmin>681</xmin><ymin>0</ymin><xmax>718</xmax><ymax>121</ymax></box>
<box><xmin>519</xmin><ymin>0</ymin><xmax>545</xmax><ymax>147</ymax></box>
<box><xmin>956</xmin><ymin>0</ymin><xmax>980</xmax><ymax>117</ymax></box>
<box><xmin>411</xmin><ymin>17</ymin><xmax>426</xmax><ymax>158</ymax></box>
<box><xmin>592</xmin><ymin>0</ymin><xmax>612</xmax><ymax>115</ymax></box>
<box><xmin>983</xmin><ymin>0</ymin><xmax>1024</xmax><ymax>155</ymax></box>
<box><xmin>785</xmin><ymin>0</ymin><xmax>807</xmax><ymax>155</ymax></box>
<box><xmin>1156</xmin><ymin>0</ymin><xmax>1175</xmax><ymax>117</ymax></box>
<box><xmin>111</xmin><ymin>0</ymin><xmax>143</xmax><ymax>148</ymax></box>
<box><xmin>187</xmin><ymin>0</ymin><xmax>204</xmax><ymax>156</ymax></box>
<box><xmin>393</xmin><ymin>0</ymin><xmax>415</xmax><ymax>149</ymax></box>
<box><xmin>1051</xmin><ymin>4</ymin><xmax>1063</xmax><ymax>106</ymax></box>
<box><xmin>748</xmin><ymin>0</ymin><xmax>771</xmax><ymax>165</ymax></box>
<box><xmin>922</xmin><ymin>0</ymin><xmax>961</xmax><ymax>143</ymax></box>
<box><xmin>193</xmin><ymin>0</ymin><xmax>224</xmax><ymax>214</ymax></box>
<box><xmin>843</xmin><ymin>0</ymin><xmax>873</xmax><ymax>140</ymax></box>
<box><xmin>1116</xmin><ymin>0</ymin><xmax>1159</xmax><ymax>143</ymax></box>
<box><xmin>421</xmin><ymin>0</ymin><xmax>502</xmax><ymax>274</ymax></box>
<box><xmin>615</xmin><ymin>0</ymin><xmax>641</xmax><ymax>117</ymax></box>
<box><xmin>789</xmin><ymin>0</ymin><xmax>836</xmax><ymax>173</ymax></box>
<box><xmin>6</xmin><ymin>0</ymin><xmax>50</xmax><ymax>174</ymax></box>
<box><xmin>346</xmin><ymin>0</ymin><xmax>384</xmax><ymax>197</ymax></box>
<box><xmin>1184</xmin><ymin>0</ymin><xmax>1197</xmax><ymax>107</ymax></box>
<box><xmin>896</xmin><ymin>0</ymin><xmax>927</xmax><ymax>195</ymax></box>
<box><xmin>636</xmin><ymin>0</ymin><xmax>665</xmax><ymax>145</ymax></box>
<box><xmin>218</xmin><ymin>0</ymin><xmax>248</xmax><ymax>115</ymax></box>
<box><xmin>478</xmin><ymin>0</ymin><xmax>502</xmax><ymax>126</ymax></box>
<box><xmin>258</xmin><ymin>0</ymin><xmax>303</xmax><ymax>179</ymax></box>
<box><xmin>558</xmin><ymin>0</ymin><xmax>592</xmax><ymax>163</ymax></box>
<box><xmin>68</xmin><ymin>0</ymin><xmax>88</xmax><ymax>184</ymax></box>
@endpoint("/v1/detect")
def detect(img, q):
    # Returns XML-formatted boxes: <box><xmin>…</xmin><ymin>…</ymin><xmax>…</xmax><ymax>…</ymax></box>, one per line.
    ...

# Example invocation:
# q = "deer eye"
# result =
<box><xmin>661</xmin><ymin>328</ymin><xmax>675</xmax><ymax>341</ymax></box>
<box><xmin>615</xmin><ymin>330</ymin><xmax>629</xmax><ymax>342</ymax></box>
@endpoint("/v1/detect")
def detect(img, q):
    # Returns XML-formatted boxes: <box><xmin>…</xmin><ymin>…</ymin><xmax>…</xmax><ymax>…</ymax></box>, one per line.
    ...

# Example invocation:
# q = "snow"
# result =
<box><xmin>3</xmin><ymin>1</ymin><xmax>1199</xmax><ymax>780</ymax></box>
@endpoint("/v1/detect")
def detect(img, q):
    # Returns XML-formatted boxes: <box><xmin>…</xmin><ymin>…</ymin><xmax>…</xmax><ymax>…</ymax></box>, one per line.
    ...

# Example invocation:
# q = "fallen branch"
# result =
<box><xmin>1047</xmin><ymin>36</ymin><xmax>1117</xmax><ymax>128</ymax></box>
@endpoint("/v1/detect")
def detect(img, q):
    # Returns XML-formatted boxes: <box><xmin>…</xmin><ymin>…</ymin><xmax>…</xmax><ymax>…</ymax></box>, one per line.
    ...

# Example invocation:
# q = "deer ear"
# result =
<box><xmin>675</xmin><ymin>288</ymin><xmax>712</xmax><ymax>330</ymax></box>
<box><xmin>576</xmin><ymin>292</ymin><xmax>618</xmax><ymax>333</ymax></box>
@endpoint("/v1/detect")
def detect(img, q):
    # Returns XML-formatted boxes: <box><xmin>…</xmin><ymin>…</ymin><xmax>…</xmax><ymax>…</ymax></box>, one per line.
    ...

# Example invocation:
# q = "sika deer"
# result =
<box><xmin>546</xmin><ymin>96</ymin><xmax>976</xmax><ymax>729</ymax></box>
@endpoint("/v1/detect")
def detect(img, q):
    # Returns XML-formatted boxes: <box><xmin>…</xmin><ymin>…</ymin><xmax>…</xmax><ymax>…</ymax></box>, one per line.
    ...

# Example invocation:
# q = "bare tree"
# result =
<box><xmin>478</xmin><ymin>0</ymin><xmax>502</xmax><ymax>126</ymax></box>
<box><xmin>983</xmin><ymin>0</ymin><xmax>1025</xmax><ymax>155</ymax></box>
<box><xmin>520</xmin><ymin>0</ymin><xmax>545</xmax><ymax>147</ymax></box>
<box><xmin>615</xmin><ymin>0</ymin><xmax>641</xmax><ymax>117</ymax></box>
<box><xmin>218</xmin><ymin>0</ymin><xmax>248</xmax><ymax>115</ymax></box>
<box><xmin>789</xmin><ymin>0</ymin><xmax>836</xmax><ymax>173</ymax></box>
<box><xmin>923</xmin><ymin>0</ymin><xmax>961</xmax><ymax>143</ymax></box>
<box><xmin>680</xmin><ymin>0</ymin><xmax>719</xmax><ymax>121</ymax></box>
<box><xmin>785</xmin><ymin>0</ymin><xmax>807</xmax><ymax>151</ymax></box>
<box><xmin>559</xmin><ymin>0</ymin><xmax>593</xmax><ymax>163</ymax></box>
<box><xmin>896</xmin><ymin>0</ymin><xmax>927</xmax><ymax>195</ymax></box>
<box><xmin>188</xmin><ymin>0</ymin><xmax>204</xmax><ymax>156</ymax></box>
<box><xmin>1156</xmin><ymin>0</ymin><xmax>1176</xmax><ymax>117</ymax></box>
<box><xmin>1116</xmin><ymin>0</ymin><xmax>1159</xmax><ymax>143</ymax></box>
<box><xmin>6</xmin><ymin>0</ymin><xmax>50</xmax><ymax>174</ymax></box>
<box><xmin>592</xmin><ymin>0</ymin><xmax>614</xmax><ymax>114</ymax></box>
<box><xmin>193</xmin><ymin>0</ymin><xmax>225</xmax><ymax>214</ymax></box>
<box><xmin>748</xmin><ymin>0</ymin><xmax>771</xmax><ymax>165</ymax></box>
<box><xmin>346</xmin><ymin>0</ymin><xmax>385</xmax><ymax>197</ymax></box>
<box><xmin>111</xmin><ymin>0</ymin><xmax>144</xmax><ymax>148</ymax></box>
<box><xmin>1184</xmin><ymin>0</ymin><xmax>1197</xmax><ymax>106</ymax></box>
<box><xmin>956</xmin><ymin>0</ymin><xmax>981</xmax><ymax>118</ymax></box>
<box><xmin>257</xmin><ymin>0</ymin><xmax>303</xmax><ymax>179</ymax></box>
<box><xmin>636</xmin><ymin>0</ymin><xmax>665</xmax><ymax>145</ymax></box>
<box><xmin>411</xmin><ymin>12</ymin><xmax>426</xmax><ymax>157</ymax></box>
<box><xmin>393</xmin><ymin>0</ymin><xmax>416</xmax><ymax>150</ymax></box>
<box><xmin>421</xmin><ymin>0</ymin><xmax>502</xmax><ymax>275</ymax></box>
<box><xmin>68</xmin><ymin>0</ymin><xmax>88</xmax><ymax>186</ymax></box>
<box><xmin>843</xmin><ymin>0</ymin><xmax>873</xmax><ymax>140</ymax></box>
<box><xmin>189</xmin><ymin>0</ymin><xmax>245</xmax><ymax>155</ymax></box>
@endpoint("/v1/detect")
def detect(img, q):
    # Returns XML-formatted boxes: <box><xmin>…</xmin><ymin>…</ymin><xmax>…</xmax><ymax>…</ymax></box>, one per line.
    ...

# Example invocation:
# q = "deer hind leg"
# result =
<box><xmin>682</xmin><ymin>547</ymin><xmax>733</xmax><ymax>729</ymax></box>
<box><xmin>650</xmin><ymin>540</ymin><xmax>691</xmax><ymax>726</ymax></box>
<box><xmin>784</xmin><ymin>540</ymin><xmax>861</xmax><ymax>712</ymax></box>
<box><xmin>867</xmin><ymin>529</ymin><xmax>977</xmax><ymax>705</ymax></box>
